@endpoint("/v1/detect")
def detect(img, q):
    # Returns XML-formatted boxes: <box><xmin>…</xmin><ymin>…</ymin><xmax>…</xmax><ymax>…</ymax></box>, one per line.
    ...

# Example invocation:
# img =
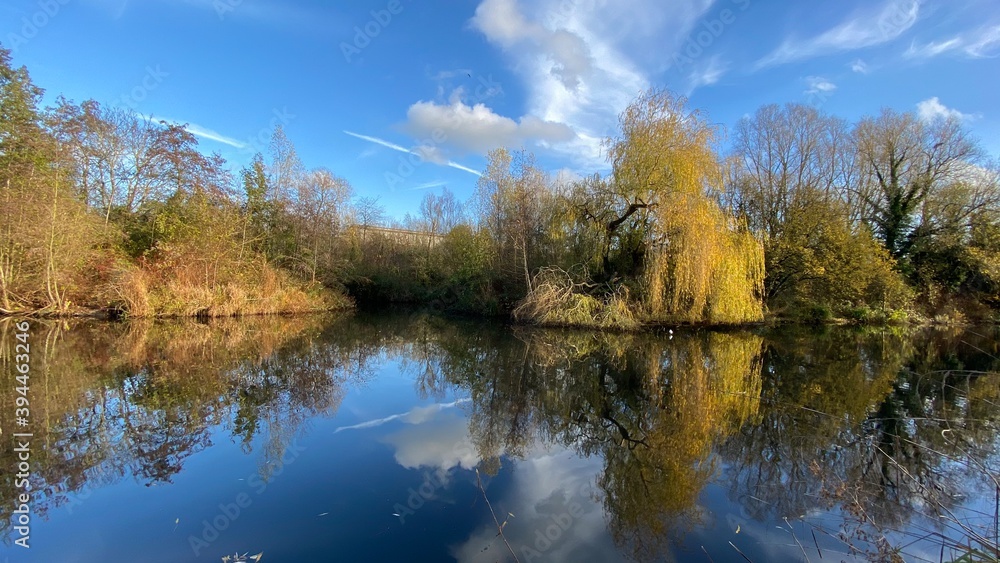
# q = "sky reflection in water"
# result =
<box><xmin>1</xmin><ymin>313</ymin><xmax>998</xmax><ymax>562</ymax></box>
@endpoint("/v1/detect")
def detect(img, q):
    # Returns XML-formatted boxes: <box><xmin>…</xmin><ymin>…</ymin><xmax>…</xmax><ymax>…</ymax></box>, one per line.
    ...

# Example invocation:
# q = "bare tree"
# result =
<box><xmin>853</xmin><ymin>109</ymin><xmax>981</xmax><ymax>258</ymax></box>
<box><xmin>730</xmin><ymin>103</ymin><xmax>851</xmax><ymax>238</ymax></box>
<box><xmin>418</xmin><ymin>187</ymin><xmax>464</xmax><ymax>235</ymax></box>
<box><xmin>296</xmin><ymin>168</ymin><xmax>352</xmax><ymax>281</ymax></box>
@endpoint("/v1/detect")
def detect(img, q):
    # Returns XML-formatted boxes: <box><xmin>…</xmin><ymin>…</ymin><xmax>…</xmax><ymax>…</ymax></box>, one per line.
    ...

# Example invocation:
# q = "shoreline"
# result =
<box><xmin>1</xmin><ymin>300</ymin><xmax>993</xmax><ymax>330</ymax></box>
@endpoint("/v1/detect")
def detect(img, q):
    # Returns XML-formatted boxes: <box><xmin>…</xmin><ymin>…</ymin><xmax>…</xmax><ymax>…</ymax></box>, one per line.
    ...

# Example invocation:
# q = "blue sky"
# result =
<box><xmin>2</xmin><ymin>0</ymin><xmax>999</xmax><ymax>217</ymax></box>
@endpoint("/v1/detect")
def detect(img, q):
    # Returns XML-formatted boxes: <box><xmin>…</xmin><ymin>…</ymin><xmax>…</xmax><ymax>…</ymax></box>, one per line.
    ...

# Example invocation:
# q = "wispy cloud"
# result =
<box><xmin>685</xmin><ymin>55</ymin><xmax>728</xmax><ymax>94</ymax></box>
<box><xmin>443</xmin><ymin>161</ymin><xmax>481</xmax><ymax>176</ymax></box>
<box><xmin>850</xmin><ymin>59</ymin><xmax>871</xmax><ymax>74</ymax></box>
<box><xmin>470</xmin><ymin>0</ymin><xmax>716</xmax><ymax>170</ymax></box>
<box><xmin>142</xmin><ymin>114</ymin><xmax>247</xmax><ymax>148</ymax></box>
<box><xmin>343</xmin><ymin>130</ymin><xmax>481</xmax><ymax>176</ymax></box>
<box><xmin>182</xmin><ymin>123</ymin><xmax>248</xmax><ymax>148</ymax></box>
<box><xmin>805</xmin><ymin>76</ymin><xmax>837</xmax><ymax>96</ymax></box>
<box><xmin>334</xmin><ymin>399</ymin><xmax>471</xmax><ymax>433</ymax></box>
<box><xmin>344</xmin><ymin>130</ymin><xmax>410</xmax><ymax>153</ymax></box>
<box><xmin>905</xmin><ymin>37</ymin><xmax>962</xmax><ymax>59</ymax></box>
<box><xmin>755</xmin><ymin>0</ymin><xmax>920</xmax><ymax>69</ymax></box>
<box><xmin>966</xmin><ymin>25</ymin><xmax>1000</xmax><ymax>57</ymax></box>
<box><xmin>411</xmin><ymin>180</ymin><xmax>448</xmax><ymax>190</ymax></box>
<box><xmin>902</xmin><ymin>24</ymin><xmax>1000</xmax><ymax>60</ymax></box>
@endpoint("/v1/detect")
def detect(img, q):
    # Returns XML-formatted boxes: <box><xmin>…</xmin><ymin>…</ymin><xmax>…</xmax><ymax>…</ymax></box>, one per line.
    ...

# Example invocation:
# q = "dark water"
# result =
<box><xmin>1</xmin><ymin>313</ymin><xmax>999</xmax><ymax>562</ymax></box>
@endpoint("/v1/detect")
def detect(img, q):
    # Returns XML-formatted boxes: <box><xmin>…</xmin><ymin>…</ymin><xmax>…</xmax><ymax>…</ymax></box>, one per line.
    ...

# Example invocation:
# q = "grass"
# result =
<box><xmin>109</xmin><ymin>259</ymin><xmax>352</xmax><ymax>319</ymax></box>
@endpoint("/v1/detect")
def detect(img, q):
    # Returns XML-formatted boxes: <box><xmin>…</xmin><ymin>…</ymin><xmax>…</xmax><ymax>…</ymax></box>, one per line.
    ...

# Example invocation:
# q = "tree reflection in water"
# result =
<box><xmin>2</xmin><ymin>314</ymin><xmax>998</xmax><ymax>561</ymax></box>
<box><xmin>415</xmin><ymin>323</ymin><xmax>1000</xmax><ymax>561</ymax></box>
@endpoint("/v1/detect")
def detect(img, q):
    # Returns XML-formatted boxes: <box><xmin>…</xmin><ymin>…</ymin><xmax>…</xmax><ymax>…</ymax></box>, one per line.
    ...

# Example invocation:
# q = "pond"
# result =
<box><xmin>1</xmin><ymin>312</ymin><xmax>998</xmax><ymax>562</ymax></box>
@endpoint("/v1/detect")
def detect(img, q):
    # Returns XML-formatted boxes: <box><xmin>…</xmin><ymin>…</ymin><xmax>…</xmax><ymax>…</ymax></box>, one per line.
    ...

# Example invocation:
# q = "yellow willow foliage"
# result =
<box><xmin>607</xmin><ymin>91</ymin><xmax>720</xmax><ymax>200</ymax></box>
<box><xmin>706</xmin><ymin>333</ymin><xmax>764</xmax><ymax>427</ymax></box>
<box><xmin>645</xmin><ymin>194</ymin><xmax>765</xmax><ymax>324</ymax></box>
<box><xmin>653</xmin><ymin>333</ymin><xmax>763</xmax><ymax>439</ymax></box>
<box><xmin>605</xmin><ymin>332</ymin><xmax>764</xmax><ymax>553</ymax></box>
<box><xmin>607</xmin><ymin>89</ymin><xmax>764</xmax><ymax>324</ymax></box>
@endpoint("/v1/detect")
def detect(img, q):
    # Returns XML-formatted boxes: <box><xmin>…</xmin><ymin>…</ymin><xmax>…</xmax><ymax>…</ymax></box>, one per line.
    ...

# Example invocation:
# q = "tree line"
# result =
<box><xmin>2</xmin><ymin>45</ymin><xmax>998</xmax><ymax>324</ymax></box>
<box><xmin>352</xmin><ymin>90</ymin><xmax>1000</xmax><ymax>327</ymax></box>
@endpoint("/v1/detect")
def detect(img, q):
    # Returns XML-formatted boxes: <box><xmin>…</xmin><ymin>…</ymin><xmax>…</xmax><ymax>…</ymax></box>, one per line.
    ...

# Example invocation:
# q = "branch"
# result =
<box><xmin>607</xmin><ymin>199</ymin><xmax>656</xmax><ymax>235</ymax></box>
<box><xmin>476</xmin><ymin>469</ymin><xmax>521</xmax><ymax>563</ymax></box>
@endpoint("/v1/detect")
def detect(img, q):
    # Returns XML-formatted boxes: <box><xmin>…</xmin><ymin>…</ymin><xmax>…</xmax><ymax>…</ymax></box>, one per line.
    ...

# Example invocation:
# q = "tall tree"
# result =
<box><xmin>240</xmin><ymin>153</ymin><xmax>271</xmax><ymax>259</ymax></box>
<box><xmin>418</xmin><ymin>187</ymin><xmax>464</xmax><ymax>235</ymax></box>
<box><xmin>0</xmin><ymin>46</ymin><xmax>100</xmax><ymax>313</ymax></box>
<box><xmin>473</xmin><ymin>148</ymin><xmax>545</xmax><ymax>293</ymax></box>
<box><xmin>605</xmin><ymin>88</ymin><xmax>765</xmax><ymax>323</ymax></box>
<box><xmin>295</xmin><ymin>168</ymin><xmax>352</xmax><ymax>282</ymax></box>
<box><xmin>268</xmin><ymin>125</ymin><xmax>303</xmax><ymax>205</ymax></box>
<box><xmin>853</xmin><ymin>109</ymin><xmax>980</xmax><ymax>259</ymax></box>
<box><xmin>730</xmin><ymin>103</ymin><xmax>850</xmax><ymax>238</ymax></box>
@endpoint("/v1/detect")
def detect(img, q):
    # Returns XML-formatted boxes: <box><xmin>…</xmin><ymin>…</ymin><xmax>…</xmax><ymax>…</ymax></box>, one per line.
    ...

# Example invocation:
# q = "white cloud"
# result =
<box><xmin>850</xmin><ymin>59</ymin><xmax>870</xmax><ymax>73</ymax></box>
<box><xmin>905</xmin><ymin>37</ymin><xmax>962</xmax><ymax>59</ymax></box>
<box><xmin>551</xmin><ymin>168</ymin><xmax>583</xmax><ymax>188</ymax></box>
<box><xmin>916</xmin><ymin>97</ymin><xmax>974</xmax><ymax>123</ymax></box>
<box><xmin>403</xmin><ymin>98</ymin><xmax>576</xmax><ymax>156</ymax></box>
<box><xmin>468</xmin><ymin>0</ymin><xmax>716</xmax><ymax>170</ymax></box>
<box><xmin>411</xmin><ymin>180</ymin><xmax>448</xmax><ymax>191</ymax></box>
<box><xmin>470</xmin><ymin>0</ymin><xmax>594</xmax><ymax>90</ymax></box>
<box><xmin>334</xmin><ymin>399</ymin><xmax>472</xmax><ymax>433</ymax></box>
<box><xmin>448</xmin><ymin>449</ymin><xmax>625</xmax><ymax>563</ymax></box>
<box><xmin>686</xmin><ymin>55</ymin><xmax>729</xmax><ymax>94</ymax></box>
<box><xmin>965</xmin><ymin>25</ymin><xmax>1000</xmax><ymax>58</ymax></box>
<box><xmin>805</xmin><ymin>76</ymin><xmax>837</xmax><ymax>95</ymax></box>
<box><xmin>756</xmin><ymin>0</ymin><xmax>920</xmax><ymax>68</ymax></box>
<box><xmin>902</xmin><ymin>25</ymin><xmax>1000</xmax><ymax>60</ymax></box>
<box><xmin>382</xmin><ymin>412</ymin><xmax>481</xmax><ymax>473</ymax></box>
<box><xmin>182</xmin><ymin>123</ymin><xmax>249</xmax><ymax>148</ymax></box>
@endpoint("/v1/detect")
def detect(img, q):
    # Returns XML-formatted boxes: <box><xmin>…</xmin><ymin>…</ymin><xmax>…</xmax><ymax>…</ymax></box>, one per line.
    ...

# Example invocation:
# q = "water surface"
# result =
<box><xmin>1</xmin><ymin>313</ymin><xmax>998</xmax><ymax>562</ymax></box>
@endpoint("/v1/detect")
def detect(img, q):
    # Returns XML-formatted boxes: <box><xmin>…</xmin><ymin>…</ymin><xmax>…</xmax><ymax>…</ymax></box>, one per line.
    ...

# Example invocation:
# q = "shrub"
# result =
<box><xmin>513</xmin><ymin>267</ymin><xmax>640</xmax><ymax>330</ymax></box>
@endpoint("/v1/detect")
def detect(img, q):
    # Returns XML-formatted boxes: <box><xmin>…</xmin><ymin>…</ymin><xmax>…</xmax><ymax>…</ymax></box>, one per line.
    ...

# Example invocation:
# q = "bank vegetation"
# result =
<box><xmin>2</xmin><ymin>45</ymin><xmax>998</xmax><ymax>326</ymax></box>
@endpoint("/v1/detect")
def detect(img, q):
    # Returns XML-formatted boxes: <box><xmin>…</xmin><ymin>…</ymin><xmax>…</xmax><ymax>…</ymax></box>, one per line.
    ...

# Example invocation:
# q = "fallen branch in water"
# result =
<box><xmin>476</xmin><ymin>468</ymin><xmax>520</xmax><ymax>563</ymax></box>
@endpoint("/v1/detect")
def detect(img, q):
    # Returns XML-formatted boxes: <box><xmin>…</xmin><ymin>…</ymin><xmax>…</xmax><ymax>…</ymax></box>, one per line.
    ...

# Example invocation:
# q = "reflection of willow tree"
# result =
<box><xmin>0</xmin><ymin>314</ymin><xmax>376</xmax><ymax>538</ymax></box>
<box><xmin>420</xmin><ymin>327</ymin><xmax>764</xmax><ymax>561</ymax></box>
<box><xmin>597</xmin><ymin>333</ymin><xmax>763</xmax><ymax>562</ymax></box>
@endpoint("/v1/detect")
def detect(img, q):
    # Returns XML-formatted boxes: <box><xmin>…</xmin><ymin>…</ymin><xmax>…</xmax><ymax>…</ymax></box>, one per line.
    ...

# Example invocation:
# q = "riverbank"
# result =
<box><xmin>0</xmin><ymin>264</ymin><xmax>353</xmax><ymax>320</ymax></box>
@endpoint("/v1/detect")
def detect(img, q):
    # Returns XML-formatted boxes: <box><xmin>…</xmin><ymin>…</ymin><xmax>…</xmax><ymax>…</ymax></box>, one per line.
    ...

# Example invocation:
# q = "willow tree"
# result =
<box><xmin>606</xmin><ymin>88</ymin><xmax>765</xmax><ymax>323</ymax></box>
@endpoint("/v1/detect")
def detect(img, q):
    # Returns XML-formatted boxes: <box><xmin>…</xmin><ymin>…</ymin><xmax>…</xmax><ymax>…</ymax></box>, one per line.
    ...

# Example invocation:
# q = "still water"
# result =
<box><xmin>1</xmin><ymin>312</ymin><xmax>999</xmax><ymax>562</ymax></box>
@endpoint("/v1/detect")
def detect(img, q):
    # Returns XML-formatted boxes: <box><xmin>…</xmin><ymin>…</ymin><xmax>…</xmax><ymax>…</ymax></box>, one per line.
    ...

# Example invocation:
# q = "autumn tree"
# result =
<box><xmin>473</xmin><ymin>148</ymin><xmax>547</xmax><ymax>295</ymax></box>
<box><xmin>729</xmin><ymin>104</ymin><xmax>910</xmax><ymax>313</ymax></box>
<box><xmin>294</xmin><ymin>168</ymin><xmax>352</xmax><ymax>282</ymax></box>
<box><xmin>239</xmin><ymin>153</ymin><xmax>272</xmax><ymax>259</ymax></box>
<box><xmin>0</xmin><ymin>46</ymin><xmax>101</xmax><ymax>313</ymax></box>
<box><xmin>729</xmin><ymin>104</ymin><xmax>852</xmax><ymax>237</ymax></box>
<box><xmin>418</xmin><ymin>187</ymin><xmax>464</xmax><ymax>235</ymax></box>
<box><xmin>853</xmin><ymin>109</ymin><xmax>981</xmax><ymax>259</ymax></box>
<box><xmin>607</xmin><ymin>88</ymin><xmax>765</xmax><ymax>323</ymax></box>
